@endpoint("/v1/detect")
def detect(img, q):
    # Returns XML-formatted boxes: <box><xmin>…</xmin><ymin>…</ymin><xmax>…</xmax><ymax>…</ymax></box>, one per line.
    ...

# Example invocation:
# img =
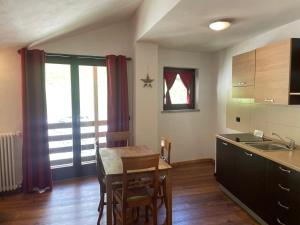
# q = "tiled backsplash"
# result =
<box><xmin>227</xmin><ymin>98</ymin><xmax>300</xmax><ymax>143</ymax></box>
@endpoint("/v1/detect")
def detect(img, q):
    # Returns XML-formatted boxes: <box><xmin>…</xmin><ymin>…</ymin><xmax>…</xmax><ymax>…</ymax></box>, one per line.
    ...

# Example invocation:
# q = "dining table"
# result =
<box><xmin>99</xmin><ymin>145</ymin><xmax>173</xmax><ymax>225</ymax></box>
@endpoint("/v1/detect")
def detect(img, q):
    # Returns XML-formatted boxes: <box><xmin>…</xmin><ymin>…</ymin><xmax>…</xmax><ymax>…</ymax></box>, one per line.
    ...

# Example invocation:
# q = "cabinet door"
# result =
<box><xmin>216</xmin><ymin>139</ymin><xmax>237</xmax><ymax>195</ymax></box>
<box><xmin>235</xmin><ymin>148</ymin><xmax>267</xmax><ymax>219</ymax></box>
<box><xmin>232</xmin><ymin>50</ymin><xmax>255</xmax><ymax>98</ymax></box>
<box><xmin>255</xmin><ymin>39</ymin><xmax>291</xmax><ymax>105</ymax></box>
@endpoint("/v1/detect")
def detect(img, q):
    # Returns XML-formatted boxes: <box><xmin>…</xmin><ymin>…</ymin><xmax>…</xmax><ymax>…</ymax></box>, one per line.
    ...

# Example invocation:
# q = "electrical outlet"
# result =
<box><xmin>236</xmin><ymin>117</ymin><xmax>240</xmax><ymax>122</ymax></box>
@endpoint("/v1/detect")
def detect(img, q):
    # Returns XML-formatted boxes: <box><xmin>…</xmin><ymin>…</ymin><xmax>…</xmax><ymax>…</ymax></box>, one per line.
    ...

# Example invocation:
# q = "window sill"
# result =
<box><xmin>161</xmin><ymin>109</ymin><xmax>200</xmax><ymax>113</ymax></box>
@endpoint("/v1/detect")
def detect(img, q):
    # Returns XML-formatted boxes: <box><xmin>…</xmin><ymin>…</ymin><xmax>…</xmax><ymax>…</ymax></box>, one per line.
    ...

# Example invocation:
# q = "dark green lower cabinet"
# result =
<box><xmin>216</xmin><ymin>138</ymin><xmax>300</xmax><ymax>225</ymax></box>
<box><xmin>216</xmin><ymin>139</ymin><xmax>237</xmax><ymax>195</ymax></box>
<box><xmin>235</xmin><ymin>149</ymin><xmax>267</xmax><ymax>220</ymax></box>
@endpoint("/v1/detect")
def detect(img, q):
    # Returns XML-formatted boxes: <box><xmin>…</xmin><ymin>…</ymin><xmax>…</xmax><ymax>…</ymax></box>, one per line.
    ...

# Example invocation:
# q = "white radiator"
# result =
<box><xmin>0</xmin><ymin>133</ymin><xmax>22</xmax><ymax>192</ymax></box>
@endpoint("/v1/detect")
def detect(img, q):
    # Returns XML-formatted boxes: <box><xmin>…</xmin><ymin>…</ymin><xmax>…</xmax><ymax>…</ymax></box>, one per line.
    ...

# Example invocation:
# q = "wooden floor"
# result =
<box><xmin>0</xmin><ymin>162</ymin><xmax>258</xmax><ymax>225</ymax></box>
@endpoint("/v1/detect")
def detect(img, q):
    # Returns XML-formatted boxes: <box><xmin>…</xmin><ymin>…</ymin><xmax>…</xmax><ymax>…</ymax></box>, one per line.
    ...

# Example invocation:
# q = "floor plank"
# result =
<box><xmin>0</xmin><ymin>162</ymin><xmax>258</xmax><ymax>225</ymax></box>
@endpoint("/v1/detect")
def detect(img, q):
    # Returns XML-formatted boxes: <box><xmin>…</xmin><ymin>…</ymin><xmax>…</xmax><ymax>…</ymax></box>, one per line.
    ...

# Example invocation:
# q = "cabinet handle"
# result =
<box><xmin>278</xmin><ymin>184</ymin><xmax>290</xmax><ymax>192</ymax></box>
<box><xmin>222</xmin><ymin>142</ymin><xmax>228</xmax><ymax>146</ymax></box>
<box><xmin>278</xmin><ymin>201</ymin><xmax>290</xmax><ymax>210</ymax></box>
<box><xmin>238</xmin><ymin>81</ymin><xmax>247</xmax><ymax>86</ymax></box>
<box><xmin>279</xmin><ymin>166</ymin><xmax>291</xmax><ymax>174</ymax></box>
<box><xmin>244</xmin><ymin>152</ymin><xmax>253</xmax><ymax>157</ymax></box>
<box><xmin>277</xmin><ymin>218</ymin><xmax>286</xmax><ymax>225</ymax></box>
<box><xmin>264</xmin><ymin>98</ymin><xmax>274</xmax><ymax>103</ymax></box>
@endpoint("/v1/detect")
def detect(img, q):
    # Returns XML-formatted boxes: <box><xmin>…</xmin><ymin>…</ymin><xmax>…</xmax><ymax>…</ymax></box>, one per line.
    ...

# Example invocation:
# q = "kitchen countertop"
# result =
<box><xmin>216</xmin><ymin>134</ymin><xmax>300</xmax><ymax>173</ymax></box>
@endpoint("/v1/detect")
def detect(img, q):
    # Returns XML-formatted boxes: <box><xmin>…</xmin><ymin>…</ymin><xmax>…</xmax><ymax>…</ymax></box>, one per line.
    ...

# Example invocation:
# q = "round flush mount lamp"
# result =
<box><xmin>209</xmin><ymin>20</ymin><xmax>231</xmax><ymax>31</ymax></box>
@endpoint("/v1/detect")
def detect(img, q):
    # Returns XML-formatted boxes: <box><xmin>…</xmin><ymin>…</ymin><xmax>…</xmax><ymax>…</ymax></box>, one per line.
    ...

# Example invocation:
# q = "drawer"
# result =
<box><xmin>272</xmin><ymin>216</ymin><xmax>290</xmax><ymax>225</ymax></box>
<box><xmin>269</xmin><ymin>197</ymin><xmax>300</xmax><ymax>225</ymax></box>
<box><xmin>268</xmin><ymin>161</ymin><xmax>300</xmax><ymax>194</ymax></box>
<box><xmin>277</xmin><ymin>165</ymin><xmax>300</xmax><ymax>192</ymax></box>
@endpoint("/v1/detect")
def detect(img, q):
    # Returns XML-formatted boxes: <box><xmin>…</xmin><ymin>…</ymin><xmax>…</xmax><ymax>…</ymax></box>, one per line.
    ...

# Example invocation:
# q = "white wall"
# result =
<box><xmin>0</xmin><ymin>47</ymin><xmax>24</xmax><ymax>186</ymax></box>
<box><xmin>158</xmin><ymin>48</ymin><xmax>217</xmax><ymax>162</ymax></box>
<box><xmin>0</xmin><ymin>47</ymin><xmax>22</xmax><ymax>133</ymax></box>
<box><xmin>216</xmin><ymin>18</ymin><xmax>300</xmax><ymax>144</ymax></box>
<box><xmin>133</xmin><ymin>42</ymin><xmax>159</xmax><ymax>150</ymax></box>
<box><xmin>35</xmin><ymin>21</ymin><xmax>134</xmax><ymax>57</ymax></box>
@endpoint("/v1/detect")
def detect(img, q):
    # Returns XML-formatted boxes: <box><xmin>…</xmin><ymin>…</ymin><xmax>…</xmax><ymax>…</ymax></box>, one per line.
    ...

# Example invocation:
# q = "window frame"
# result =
<box><xmin>163</xmin><ymin>67</ymin><xmax>196</xmax><ymax>111</ymax></box>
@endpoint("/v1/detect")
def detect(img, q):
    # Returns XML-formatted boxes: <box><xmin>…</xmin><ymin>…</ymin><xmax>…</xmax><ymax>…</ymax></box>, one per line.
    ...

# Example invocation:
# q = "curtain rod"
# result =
<box><xmin>45</xmin><ymin>53</ymin><xmax>132</xmax><ymax>61</ymax></box>
<box><xmin>17</xmin><ymin>49</ymin><xmax>132</xmax><ymax>61</ymax></box>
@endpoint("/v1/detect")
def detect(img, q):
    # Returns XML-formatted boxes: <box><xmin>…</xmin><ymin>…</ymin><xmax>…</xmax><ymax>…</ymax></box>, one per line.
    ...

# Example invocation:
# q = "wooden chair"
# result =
<box><xmin>159</xmin><ymin>137</ymin><xmax>172</xmax><ymax>207</ymax></box>
<box><xmin>160</xmin><ymin>137</ymin><xmax>172</xmax><ymax>164</ymax></box>
<box><xmin>106</xmin><ymin>131</ymin><xmax>130</xmax><ymax>147</ymax></box>
<box><xmin>113</xmin><ymin>154</ymin><xmax>160</xmax><ymax>225</ymax></box>
<box><xmin>96</xmin><ymin>141</ymin><xmax>122</xmax><ymax>225</ymax></box>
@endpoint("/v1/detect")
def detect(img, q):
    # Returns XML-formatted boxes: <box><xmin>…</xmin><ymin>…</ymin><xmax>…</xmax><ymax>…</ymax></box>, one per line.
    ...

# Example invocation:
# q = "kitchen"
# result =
<box><xmin>216</xmin><ymin>38</ymin><xmax>300</xmax><ymax>225</ymax></box>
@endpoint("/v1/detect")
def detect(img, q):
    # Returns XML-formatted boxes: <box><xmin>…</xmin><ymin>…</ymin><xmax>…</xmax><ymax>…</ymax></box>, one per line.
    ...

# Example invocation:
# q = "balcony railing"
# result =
<box><xmin>48</xmin><ymin>120</ymin><xmax>107</xmax><ymax>168</ymax></box>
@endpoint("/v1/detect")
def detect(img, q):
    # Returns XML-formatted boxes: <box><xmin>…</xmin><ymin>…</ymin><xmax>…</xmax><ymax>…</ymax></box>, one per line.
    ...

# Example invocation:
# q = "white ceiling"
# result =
<box><xmin>140</xmin><ymin>0</ymin><xmax>300</xmax><ymax>52</ymax></box>
<box><xmin>0</xmin><ymin>0</ymin><xmax>142</xmax><ymax>48</ymax></box>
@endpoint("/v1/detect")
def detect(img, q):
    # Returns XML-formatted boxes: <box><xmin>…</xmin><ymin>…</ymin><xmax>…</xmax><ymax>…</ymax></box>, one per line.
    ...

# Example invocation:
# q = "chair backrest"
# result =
<box><xmin>106</xmin><ymin>131</ymin><xmax>130</xmax><ymax>147</ymax></box>
<box><xmin>160</xmin><ymin>137</ymin><xmax>172</xmax><ymax>164</ymax></box>
<box><xmin>95</xmin><ymin>140</ymin><xmax>105</xmax><ymax>182</ymax></box>
<box><xmin>121</xmin><ymin>154</ymin><xmax>160</xmax><ymax>204</ymax></box>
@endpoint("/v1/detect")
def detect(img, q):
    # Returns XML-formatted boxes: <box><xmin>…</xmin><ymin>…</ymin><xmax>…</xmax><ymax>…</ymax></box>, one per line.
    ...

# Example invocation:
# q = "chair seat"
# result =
<box><xmin>100</xmin><ymin>178</ymin><xmax>122</xmax><ymax>192</ymax></box>
<box><xmin>114</xmin><ymin>187</ymin><xmax>153</xmax><ymax>208</ymax></box>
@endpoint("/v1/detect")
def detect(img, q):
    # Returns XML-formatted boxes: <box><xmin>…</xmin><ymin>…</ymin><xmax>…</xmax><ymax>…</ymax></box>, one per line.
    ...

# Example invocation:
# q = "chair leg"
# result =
<box><xmin>122</xmin><ymin>208</ymin><xmax>126</xmax><ymax>225</ymax></box>
<box><xmin>136</xmin><ymin>207</ymin><xmax>140</xmax><ymax>222</ymax></box>
<box><xmin>98</xmin><ymin>201</ymin><xmax>101</xmax><ymax>212</ymax></box>
<box><xmin>159</xmin><ymin>184</ymin><xmax>164</xmax><ymax>207</ymax></box>
<box><xmin>145</xmin><ymin>206</ymin><xmax>149</xmax><ymax>222</ymax></box>
<box><xmin>113</xmin><ymin>205</ymin><xmax>117</xmax><ymax>225</ymax></box>
<box><xmin>97</xmin><ymin>214</ymin><xmax>101</xmax><ymax>225</ymax></box>
<box><xmin>98</xmin><ymin>187</ymin><xmax>102</xmax><ymax>212</ymax></box>
<box><xmin>163</xmin><ymin>180</ymin><xmax>167</xmax><ymax>209</ymax></box>
<box><xmin>152</xmin><ymin>202</ymin><xmax>158</xmax><ymax>225</ymax></box>
<box><xmin>131</xmin><ymin>208</ymin><xmax>135</xmax><ymax>220</ymax></box>
<box><xmin>98</xmin><ymin>193</ymin><xmax>105</xmax><ymax>224</ymax></box>
<box><xmin>133</xmin><ymin>207</ymin><xmax>139</xmax><ymax>222</ymax></box>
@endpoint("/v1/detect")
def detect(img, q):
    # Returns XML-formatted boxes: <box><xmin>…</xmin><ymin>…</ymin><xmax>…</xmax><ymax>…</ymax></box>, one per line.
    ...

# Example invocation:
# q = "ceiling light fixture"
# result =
<box><xmin>209</xmin><ymin>21</ymin><xmax>231</xmax><ymax>31</ymax></box>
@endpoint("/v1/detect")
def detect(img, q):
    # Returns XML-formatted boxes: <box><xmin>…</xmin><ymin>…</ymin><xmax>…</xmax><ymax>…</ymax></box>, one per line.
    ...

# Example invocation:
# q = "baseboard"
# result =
<box><xmin>171</xmin><ymin>158</ymin><xmax>215</xmax><ymax>167</ymax></box>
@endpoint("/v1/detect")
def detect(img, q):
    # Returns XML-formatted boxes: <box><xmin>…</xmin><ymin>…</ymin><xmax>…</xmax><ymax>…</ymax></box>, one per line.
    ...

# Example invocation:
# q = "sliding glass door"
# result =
<box><xmin>45</xmin><ymin>55</ymin><xmax>107</xmax><ymax>180</ymax></box>
<box><xmin>78</xmin><ymin>65</ymin><xmax>108</xmax><ymax>165</ymax></box>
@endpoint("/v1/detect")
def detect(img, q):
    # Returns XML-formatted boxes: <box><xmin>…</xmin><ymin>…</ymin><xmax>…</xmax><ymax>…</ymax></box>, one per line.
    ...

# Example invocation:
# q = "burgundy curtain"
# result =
<box><xmin>179</xmin><ymin>71</ymin><xmax>194</xmax><ymax>104</ymax></box>
<box><xmin>20</xmin><ymin>48</ymin><xmax>52</xmax><ymax>193</ymax></box>
<box><xmin>164</xmin><ymin>71</ymin><xmax>177</xmax><ymax>105</ymax></box>
<box><xmin>106</xmin><ymin>55</ymin><xmax>129</xmax><ymax>147</ymax></box>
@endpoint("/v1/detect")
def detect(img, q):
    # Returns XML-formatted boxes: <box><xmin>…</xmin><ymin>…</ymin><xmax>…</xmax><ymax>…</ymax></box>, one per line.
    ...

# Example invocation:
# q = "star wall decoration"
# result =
<box><xmin>140</xmin><ymin>74</ymin><xmax>154</xmax><ymax>87</ymax></box>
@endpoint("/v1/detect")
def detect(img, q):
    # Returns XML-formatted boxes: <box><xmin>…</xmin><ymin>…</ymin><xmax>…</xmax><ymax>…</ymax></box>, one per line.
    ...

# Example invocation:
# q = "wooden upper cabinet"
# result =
<box><xmin>231</xmin><ymin>38</ymin><xmax>300</xmax><ymax>104</ymax></box>
<box><xmin>232</xmin><ymin>50</ymin><xmax>255</xmax><ymax>98</ymax></box>
<box><xmin>254</xmin><ymin>39</ymin><xmax>291</xmax><ymax>105</ymax></box>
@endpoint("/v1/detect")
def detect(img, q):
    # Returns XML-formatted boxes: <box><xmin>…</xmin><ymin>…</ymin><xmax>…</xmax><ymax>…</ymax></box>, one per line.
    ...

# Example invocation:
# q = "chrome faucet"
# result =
<box><xmin>272</xmin><ymin>132</ymin><xmax>296</xmax><ymax>150</ymax></box>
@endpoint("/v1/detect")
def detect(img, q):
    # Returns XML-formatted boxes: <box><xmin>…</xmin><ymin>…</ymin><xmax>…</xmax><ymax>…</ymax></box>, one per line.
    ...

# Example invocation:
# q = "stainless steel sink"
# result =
<box><xmin>246</xmin><ymin>142</ymin><xmax>289</xmax><ymax>151</ymax></box>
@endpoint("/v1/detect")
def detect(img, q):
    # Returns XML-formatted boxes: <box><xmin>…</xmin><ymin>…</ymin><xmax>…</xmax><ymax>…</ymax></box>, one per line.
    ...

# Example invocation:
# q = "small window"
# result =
<box><xmin>163</xmin><ymin>67</ymin><xmax>196</xmax><ymax>110</ymax></box>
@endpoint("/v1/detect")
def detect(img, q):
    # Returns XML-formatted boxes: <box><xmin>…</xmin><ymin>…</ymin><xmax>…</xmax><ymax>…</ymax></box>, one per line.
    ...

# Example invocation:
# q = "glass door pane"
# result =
<box><xmin>78</xmin><ymin>65</ymin><xmax>108</xmax><ymax>164</ymax></box>
<box><xmin>45</xmin><ymin>63</ymin><xmax>73</xmax><ymax>168</ymax></box>
<box><xmin>97</xmin><ymin>66</ymin><xmax>108</xmax><ymax>147</ymax></box>
<box><xmin>79</xmin><ymin>66</ymin><xmax>96</xmax><ymax>164</ymax></box>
